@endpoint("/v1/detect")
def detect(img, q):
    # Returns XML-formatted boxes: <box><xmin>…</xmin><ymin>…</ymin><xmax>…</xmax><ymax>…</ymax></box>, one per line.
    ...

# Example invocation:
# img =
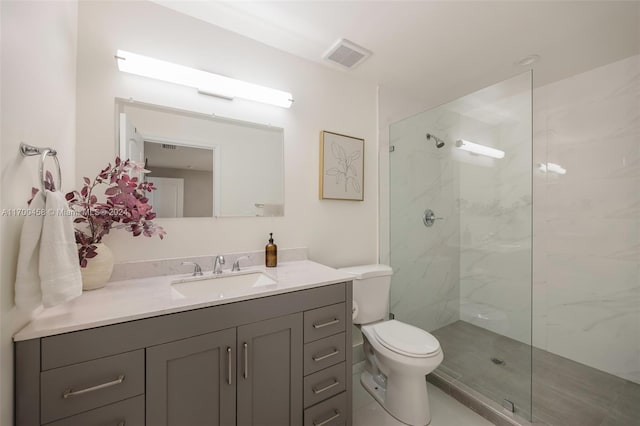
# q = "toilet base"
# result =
<box><xmin>360</xmin><ymin>370</ymin><xmax>431</xmax><ymax>426</ymax></box>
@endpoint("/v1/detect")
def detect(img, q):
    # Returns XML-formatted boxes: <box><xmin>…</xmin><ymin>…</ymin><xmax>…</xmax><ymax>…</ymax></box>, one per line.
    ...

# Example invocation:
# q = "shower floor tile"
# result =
<box><xmin>431</xmin><ymin>320</ymin><xmax>640</xmax><ymax>426</ymax></box>
<box><xmin>352</xmin><ymin>362</ymin><xmax>494</xmax><ymax>426</ymax></box>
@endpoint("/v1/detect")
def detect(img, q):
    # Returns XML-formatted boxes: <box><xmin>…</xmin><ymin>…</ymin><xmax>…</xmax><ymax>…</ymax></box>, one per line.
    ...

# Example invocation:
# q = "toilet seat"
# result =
<box><xmin>371</xmin><ymin>320</ymin><xmax>440</xmax><ymax>358</ymax></box>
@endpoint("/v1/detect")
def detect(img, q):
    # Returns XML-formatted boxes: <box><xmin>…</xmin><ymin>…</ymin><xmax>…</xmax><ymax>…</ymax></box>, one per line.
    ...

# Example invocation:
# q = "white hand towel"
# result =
<box><xmin>39</xmin><ymin>190</ymin><xmax>82</xmax><ymax>307</ymax></box>
<box><xmin>14</xmin><ymin>193</ymin><xmax>46</xmax><ymax>309</ymax></box>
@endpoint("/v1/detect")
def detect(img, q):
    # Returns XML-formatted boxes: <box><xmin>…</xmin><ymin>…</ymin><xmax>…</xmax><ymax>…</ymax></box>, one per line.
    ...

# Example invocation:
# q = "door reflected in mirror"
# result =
<box><xmin>117</xmin><ymin>99</ymin><xmax>284</xmax><ymax>218</ymax></box>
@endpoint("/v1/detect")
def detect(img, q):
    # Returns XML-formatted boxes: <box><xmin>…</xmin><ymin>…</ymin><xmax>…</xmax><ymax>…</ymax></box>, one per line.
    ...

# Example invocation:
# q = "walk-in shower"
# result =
<box><xmin>387</xmin><ymin>54</ymin><xmax>640</xmax><ymax>425</ymax></box>
<box><xmin>389</xmin><ymin>70</ymin><xmax>534</xmax><ymax>421</ymax></box>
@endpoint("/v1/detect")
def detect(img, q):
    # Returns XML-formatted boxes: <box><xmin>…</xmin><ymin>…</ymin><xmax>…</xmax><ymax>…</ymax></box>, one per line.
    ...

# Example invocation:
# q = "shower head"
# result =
<box><xmin>426</xmin><ymin>133</ymin><xmax>445</xmax><ymax>148</ymax></box>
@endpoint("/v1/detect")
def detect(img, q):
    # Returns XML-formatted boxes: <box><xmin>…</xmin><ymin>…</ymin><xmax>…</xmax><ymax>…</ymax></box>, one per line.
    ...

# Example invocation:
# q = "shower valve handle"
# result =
<box><xmin>423</xmin><ymin>209</ymin><xmax>443</xmax><ymax>227</ymax></box>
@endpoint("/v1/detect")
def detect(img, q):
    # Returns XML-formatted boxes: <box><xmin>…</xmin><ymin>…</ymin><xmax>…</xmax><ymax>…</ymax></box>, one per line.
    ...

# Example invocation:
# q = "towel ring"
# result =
<box><xmin>20</xmin><ymin>142</ymin><xmax>62</xmax><ymax>192</ymax></box>
<box><xmin>39</xmin><ymin>148</ymin><xmax>62</xmax><ymax>191</ymax></box>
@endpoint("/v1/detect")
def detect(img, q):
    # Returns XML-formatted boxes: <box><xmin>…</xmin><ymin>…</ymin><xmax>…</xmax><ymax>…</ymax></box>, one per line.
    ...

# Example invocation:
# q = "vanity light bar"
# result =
<box><xmin>115</xmin><ymin>50</ymin><xmax>293</xmax><ymax>108</ymax></box>
<box><xmin>455</xmin><ymin>139</ymin><xmax>505</xmax><ymax>159</ymax></box>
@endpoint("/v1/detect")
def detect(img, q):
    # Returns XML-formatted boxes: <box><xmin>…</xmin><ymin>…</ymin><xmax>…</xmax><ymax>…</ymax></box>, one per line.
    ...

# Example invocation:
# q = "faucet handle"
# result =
<box><xmin>181</xmin><ymin>261</ymin><xmax>203</xmax><ymax>276</ymax></box>
<box><xmin>232</xmin><ymin>256</ymin><xmax>251</xmax><ymax>272</ymax></box>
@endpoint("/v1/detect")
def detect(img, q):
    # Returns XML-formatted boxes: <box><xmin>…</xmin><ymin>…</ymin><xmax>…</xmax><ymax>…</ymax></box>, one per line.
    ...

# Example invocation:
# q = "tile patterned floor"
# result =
<box><xmin>352</xmin><ymin>362</ymin><xmax>495</xmax><ymax>426</ymax></box>
<box><xmin>432</xmin><ymin>321</ymin><xmax>640</xmax><ymax>426</ymax></box>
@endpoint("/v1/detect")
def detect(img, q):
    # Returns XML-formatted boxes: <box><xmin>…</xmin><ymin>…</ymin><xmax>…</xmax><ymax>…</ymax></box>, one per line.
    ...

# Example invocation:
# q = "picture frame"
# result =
<box><xmin>319</xmin><ymin>130</ymin><xmax>364</xmax><ymax>201</ymax></box>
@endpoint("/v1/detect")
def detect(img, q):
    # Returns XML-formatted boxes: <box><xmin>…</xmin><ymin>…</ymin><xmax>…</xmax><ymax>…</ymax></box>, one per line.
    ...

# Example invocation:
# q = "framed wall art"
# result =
<box><xmin>319</xmin><ymin>130</ymin><xmax>364</xmax><ymax>201</ymax></box>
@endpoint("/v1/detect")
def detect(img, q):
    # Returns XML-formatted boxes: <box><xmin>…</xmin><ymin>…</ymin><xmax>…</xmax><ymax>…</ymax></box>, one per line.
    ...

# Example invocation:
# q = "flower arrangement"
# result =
<box><xmin>64</xmin><ymin>157</ymin><xmax>166</xmax><ymax>267</ymax></box>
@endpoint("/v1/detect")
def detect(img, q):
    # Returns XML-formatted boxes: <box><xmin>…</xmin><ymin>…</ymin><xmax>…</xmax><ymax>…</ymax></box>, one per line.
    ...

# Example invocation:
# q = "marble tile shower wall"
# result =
<box><xmin>533</xmin><ymin>54</ymin><xmax>640</xmax><ymax>384</ymax></box>
<box><xmin>458</xmin><ymin>103</ymin><xmax>533</xmax><ymax>345</ymax></box>
<box><xmin>389</xmin><ymin>109</ymin><xmax>461</xmax><ymax>332</ymax></box>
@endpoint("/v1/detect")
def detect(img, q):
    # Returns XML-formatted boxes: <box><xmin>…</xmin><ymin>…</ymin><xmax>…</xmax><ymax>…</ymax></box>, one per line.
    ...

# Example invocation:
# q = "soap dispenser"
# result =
<box><xmin>265</xmin><ymin>233</ymin><xmax>278</xmax><ymax>267</ymax></box>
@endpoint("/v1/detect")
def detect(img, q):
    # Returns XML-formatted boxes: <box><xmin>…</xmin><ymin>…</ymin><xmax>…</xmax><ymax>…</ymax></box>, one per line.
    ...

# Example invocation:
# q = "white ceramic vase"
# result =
<box><xmin>80</xmin><ymin>243</ymin><xmax>114</xmax><ymax>291</ymax></box>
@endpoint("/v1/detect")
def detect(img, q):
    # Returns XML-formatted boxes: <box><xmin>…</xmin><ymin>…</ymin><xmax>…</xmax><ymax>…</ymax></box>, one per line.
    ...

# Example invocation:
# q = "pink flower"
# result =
<box><xmin>62</xmin><ymin>157</ymin><xmax>166</xmax><ymax>268</ymax></box>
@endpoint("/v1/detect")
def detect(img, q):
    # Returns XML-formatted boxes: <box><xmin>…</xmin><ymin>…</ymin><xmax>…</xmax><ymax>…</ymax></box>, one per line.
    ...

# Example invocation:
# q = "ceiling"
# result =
<box><xmin>154</xmin><ymin>1</ymin><xmax>639</xmax><ymax>107</ymax></box>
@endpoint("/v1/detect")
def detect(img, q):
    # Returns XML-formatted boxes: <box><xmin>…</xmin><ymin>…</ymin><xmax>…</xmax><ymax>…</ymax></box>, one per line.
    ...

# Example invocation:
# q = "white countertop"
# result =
<box><xmin>14</xmin><ymin>260</ymin><xmax>353</xmax><ymax>341</ymax></box>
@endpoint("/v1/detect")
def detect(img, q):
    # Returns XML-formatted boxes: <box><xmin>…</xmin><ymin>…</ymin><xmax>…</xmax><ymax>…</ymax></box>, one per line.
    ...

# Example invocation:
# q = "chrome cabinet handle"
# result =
<box><xmin>312</xmin><ymin>379</ymin><xmax>339</xmax><ymax>394</ymax></box>
<box><xmin>313</xmin><ymin>318</ymin><xmax>339</xmax><ymax>329</ymax></box>
<box><xmin>227</xmin><ymin>347</ymin><xmax>232</xmax><ymax>385</ymax></box>
<box><xmin>62</xmin><ymin>375</ymin><xmax>125</xmax><ymax>399</ymax></box>
<box><xmin>314</xmin><ymin>410</ymin><xmax>340</xmax><ymax>426</ymax></box>
<box><xmin>312</xmin><ymin>348</ymin><xmax>340</xmax><ymax>362</ymax></box>
<box><xmin>243</xmin><ymin>342</ymin><xmax>249</xmax><ymax>379</ymax></box>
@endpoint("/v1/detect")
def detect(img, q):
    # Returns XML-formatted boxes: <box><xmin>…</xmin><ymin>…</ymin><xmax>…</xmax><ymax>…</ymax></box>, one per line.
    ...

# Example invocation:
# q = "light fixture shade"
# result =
<box><xmin>116</xmin><ymin>50</ymin><xmax>293</xmax><ymax>108</ymax></box>
<box><xmin>455</xmin><ymin>139</ymin><xmax>505</xmax><ymax>159</ymax></box>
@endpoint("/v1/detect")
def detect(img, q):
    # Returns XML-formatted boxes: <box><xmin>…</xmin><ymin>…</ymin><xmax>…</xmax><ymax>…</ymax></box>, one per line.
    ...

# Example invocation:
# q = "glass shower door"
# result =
<box><xmin>389</xmin><ymin>71</ymin><xmax>533</xmax><ymax>420</ymax></box>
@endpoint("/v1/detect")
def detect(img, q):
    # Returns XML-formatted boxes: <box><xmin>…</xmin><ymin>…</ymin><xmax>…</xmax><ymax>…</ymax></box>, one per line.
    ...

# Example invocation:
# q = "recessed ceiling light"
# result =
<box><xmin>515</xmin><ymin>54</ymin><xmax>540</xmax><ymax>67</ymax></box>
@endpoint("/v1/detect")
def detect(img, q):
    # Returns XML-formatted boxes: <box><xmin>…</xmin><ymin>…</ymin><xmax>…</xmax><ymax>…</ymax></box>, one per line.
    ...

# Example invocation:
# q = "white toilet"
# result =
<box><xmin>340</xmin><ymin>264</ymin><xmax>443</xmax><ymax>426</ymax></box>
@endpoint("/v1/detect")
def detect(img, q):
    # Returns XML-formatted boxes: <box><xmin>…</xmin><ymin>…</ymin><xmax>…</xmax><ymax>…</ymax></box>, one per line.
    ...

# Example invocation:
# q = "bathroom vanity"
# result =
<box><xmin>14</xmin><ymin>260</ymin><xmax>353</xmax><ymax>426</ymax></box>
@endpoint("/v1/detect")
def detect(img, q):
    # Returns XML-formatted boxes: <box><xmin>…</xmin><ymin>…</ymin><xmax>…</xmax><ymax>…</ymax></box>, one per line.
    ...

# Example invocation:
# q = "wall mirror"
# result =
<box><xmin>116</xmin><ymin>99</ymin><xmax>284</xmax><ymax>218</ymax></box>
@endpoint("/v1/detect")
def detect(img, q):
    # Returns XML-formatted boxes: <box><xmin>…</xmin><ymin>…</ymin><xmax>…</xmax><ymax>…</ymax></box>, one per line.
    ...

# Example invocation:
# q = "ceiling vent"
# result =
<box><xmin>323</xmin><ymin>39</ymin><xmax>372</xmax><ymax>70</ymax></box>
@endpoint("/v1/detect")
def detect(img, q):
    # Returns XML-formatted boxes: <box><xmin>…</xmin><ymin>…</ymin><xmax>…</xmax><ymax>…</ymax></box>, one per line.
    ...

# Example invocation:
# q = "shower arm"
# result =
<box><xmin>426</xmin><ymin>133</ymin><xmax>445</xmax><ymax>148</ymax></box>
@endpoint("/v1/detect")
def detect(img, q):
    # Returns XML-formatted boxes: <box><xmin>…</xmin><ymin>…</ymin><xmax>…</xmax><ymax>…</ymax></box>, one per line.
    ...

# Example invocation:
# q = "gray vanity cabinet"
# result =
<box><xmin>15</xmin><ymin>281</ymin><xmax>352</xmax><ymax>426</ymax></box>
<box><xmin>146</xmin><ymin>328</ymin><xmax>237</xmax><ymax>426</ymax></box>
<box><xmin>237</xmin><ymin>313</ymin><xmax>303</xmax><ymax>426</ymax></box>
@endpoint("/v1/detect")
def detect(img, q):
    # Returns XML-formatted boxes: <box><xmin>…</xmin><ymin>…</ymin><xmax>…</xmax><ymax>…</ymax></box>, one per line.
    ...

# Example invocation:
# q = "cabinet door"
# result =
<box><xmin>237</xmin><ymin>313</ymin><xmax>303</xmax><ymax>426</ymax></box>
<box><xmin>146</xmin><ymin>328</ymin><xmax>236</xmax><ymax>426</ymax></box>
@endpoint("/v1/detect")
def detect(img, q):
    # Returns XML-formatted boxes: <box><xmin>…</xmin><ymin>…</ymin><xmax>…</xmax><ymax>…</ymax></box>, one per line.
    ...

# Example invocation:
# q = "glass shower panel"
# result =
<box><xmin>389</xmin><ymin>71</ymin><xmax>533</xmax><ymax>420</ymax></box>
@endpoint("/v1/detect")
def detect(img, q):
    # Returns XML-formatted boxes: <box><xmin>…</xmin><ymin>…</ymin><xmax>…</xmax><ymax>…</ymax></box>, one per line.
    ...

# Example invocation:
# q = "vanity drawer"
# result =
<box><xmin>304</xmin><ymin>362</ymin><xmax>346</xmax><ymax>408</ymax></box>
<box><xmin>44</xmin><ymin>395</ymin><xmax>144</xmax><ymax>426</ymax></box>
<box><xmin>41</xmin><ymin>350</ymin><xmax>144</xmax><ymax>424</ymax></box>
<box><xmin>304</xmin><ymin>391</ymin><xmax>347</xmax><ymax>426</ymax></box>
<box><xmin>304</xmin><ymin>303</ymin><xmax>346</xmax><ymax>343</ymax></box>
<box><xmin>304</xmin><ymin>333</ymin><xmax>346</xmax><ymax>376</ymax></box>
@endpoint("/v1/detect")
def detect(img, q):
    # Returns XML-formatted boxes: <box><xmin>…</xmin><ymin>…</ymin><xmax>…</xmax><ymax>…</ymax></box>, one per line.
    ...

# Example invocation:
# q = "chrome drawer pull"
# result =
<box><xmin>312</xmin><ymin>348</ymin><xmax>340</xmax><ymax>362</ymax></box>
<box><xmin>227</xmin><ymin>347</ymin><xmax>232</xmax><ymax>385</ymax></box>
<box><xmin>313</xmin><ymin>318</ymin><xmax>339</xmax><ymax>329</ymax></box>
<box><xmin>243</xmin><ymin>342</ymin><xmax>249</xmax><ymax>379</ymax></box>
<box><xmin>312</xmin><ymin>379</ymin><xmax>340</xmax><ymax>394</ymax></box>
<box><xmin>62</xmin><ymin>375</ymin><xmax>125</xmax><ymax>399</ymax></box>
<box><xmin>314</xmin><ymin>410</ymin><xmax>340</xmax><ymax>426</ymax></box>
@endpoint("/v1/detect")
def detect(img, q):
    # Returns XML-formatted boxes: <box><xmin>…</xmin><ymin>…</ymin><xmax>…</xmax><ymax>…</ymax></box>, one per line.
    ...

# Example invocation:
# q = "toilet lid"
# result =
<box><xmin>372</xmin><ymin>320</ymin><xmax>440</xmax><ymax>357</ymax></box>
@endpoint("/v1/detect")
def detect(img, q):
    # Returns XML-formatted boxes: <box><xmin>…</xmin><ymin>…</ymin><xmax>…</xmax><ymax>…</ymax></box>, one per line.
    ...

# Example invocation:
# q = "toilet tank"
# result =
<box><xmin>338</xmin><ymin>264</ymin><xmax>393</xmax><ymax>325</ymax></box>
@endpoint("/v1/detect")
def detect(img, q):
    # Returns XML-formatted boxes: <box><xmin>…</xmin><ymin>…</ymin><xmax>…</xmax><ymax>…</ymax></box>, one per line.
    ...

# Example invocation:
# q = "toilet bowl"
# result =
<box><xmin>339</xmin><ymin>265</ymin><xmax>444</xmax><ymax>426</ymax></box>
<box><xmin>360</xmin><ymin>320</ymin><xmax>443</xmax><ymax>425</ymax></box>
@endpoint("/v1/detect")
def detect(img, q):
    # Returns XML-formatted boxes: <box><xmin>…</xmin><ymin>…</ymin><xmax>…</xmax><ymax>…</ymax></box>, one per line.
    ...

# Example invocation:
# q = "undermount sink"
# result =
<box><xmin>171</xmin><ymin>271</ymin><xmax>277</xmax><ymax>299</ymax></box>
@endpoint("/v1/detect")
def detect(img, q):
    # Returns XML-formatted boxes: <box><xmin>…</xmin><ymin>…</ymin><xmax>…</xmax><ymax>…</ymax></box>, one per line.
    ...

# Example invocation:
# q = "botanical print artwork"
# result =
<box><xmin>320</xmin><ymin>131</ymin><xmax>364</xmax><ymax>201</ymax></box>
<box><xmin>326</xmin><ymin>142</ymin><xmax>361</xmax><ymax>193</ymax></box>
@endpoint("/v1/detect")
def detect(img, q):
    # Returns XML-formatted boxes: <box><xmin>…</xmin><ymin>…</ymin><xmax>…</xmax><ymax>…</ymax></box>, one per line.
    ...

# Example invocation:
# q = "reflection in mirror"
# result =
<box><xmin>146</xmin><ymin>143</ymin><xmax>214</xmax><ymax>218</ymax></box>
<box><xmin>116</xmin><ymin>99</ymin><xmax>284</xmax><ymax>218</ymax></box>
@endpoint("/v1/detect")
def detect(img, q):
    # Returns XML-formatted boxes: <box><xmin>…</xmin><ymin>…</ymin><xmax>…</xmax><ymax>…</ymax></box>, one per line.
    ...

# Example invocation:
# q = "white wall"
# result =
<box><xmin>0</xmin><ymin>1</ymin><xmax>78</xmax><ymax>423</ymax></box>
<box><xmin>76</xmin><ymin>1</ymin><xmax>378</xmax><ymax>267</ymax></box>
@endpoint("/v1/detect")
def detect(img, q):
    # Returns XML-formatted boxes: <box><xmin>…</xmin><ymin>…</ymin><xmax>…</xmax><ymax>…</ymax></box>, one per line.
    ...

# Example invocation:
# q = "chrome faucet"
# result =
<box><xmin>181</xmin><ymin>261</ymin><xmax>203</xmax><ymax>277</ymax></box>
<box><xmin>232</xmin><ymin>256</ymin><xmax>250</xmax><ymax>272</ymax></box>
<box><xmin>213</xmin><ymin>255</ymin><xmax>225</xmax><ymax>274</ymax></box>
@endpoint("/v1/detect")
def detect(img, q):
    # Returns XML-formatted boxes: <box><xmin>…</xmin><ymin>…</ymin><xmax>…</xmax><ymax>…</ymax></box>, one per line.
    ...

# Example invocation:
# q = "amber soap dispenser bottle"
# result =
<box><xmin>265</xmin><ymin>233</ymin><xmax>278</xmax><ymax>267</ymax></box>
